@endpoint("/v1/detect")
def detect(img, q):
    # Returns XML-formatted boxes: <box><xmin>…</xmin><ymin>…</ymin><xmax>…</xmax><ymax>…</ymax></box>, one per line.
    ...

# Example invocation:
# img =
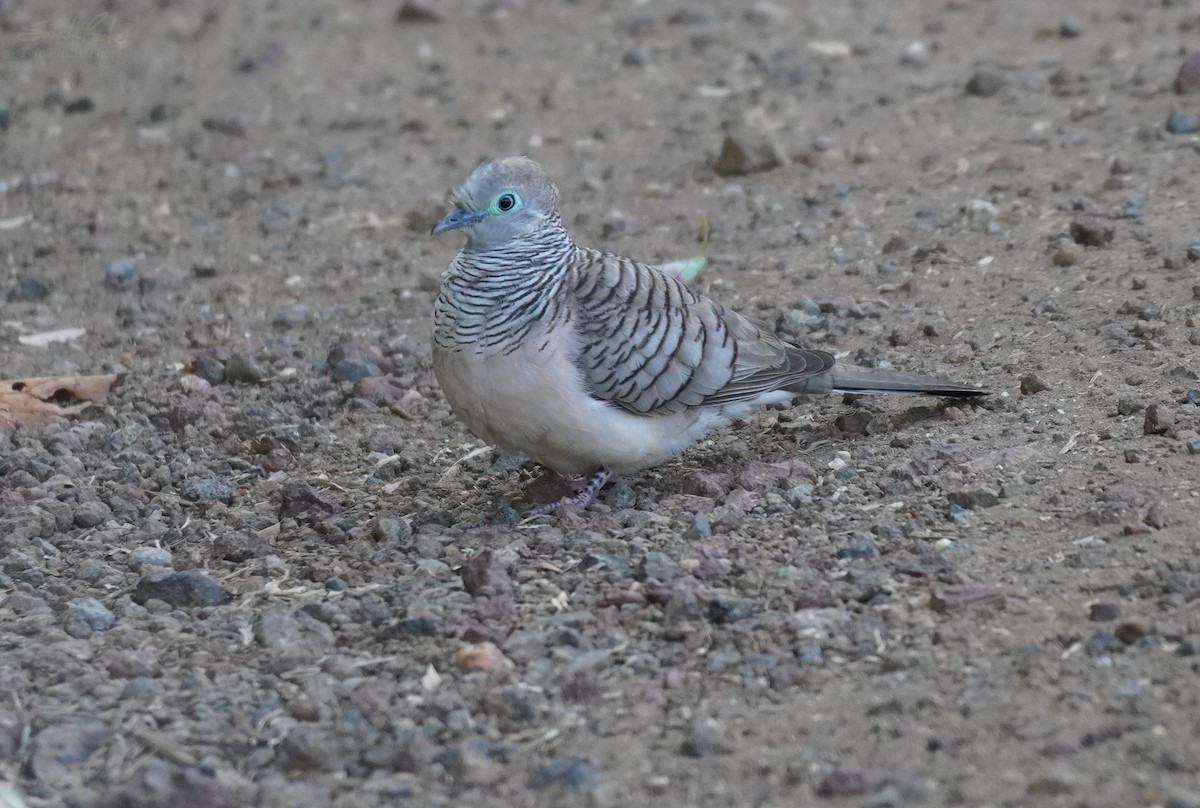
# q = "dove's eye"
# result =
<box><xmin>494</xmin><ymin>192</ymin><xmax>519</xmax><ymax>213</ymax></box>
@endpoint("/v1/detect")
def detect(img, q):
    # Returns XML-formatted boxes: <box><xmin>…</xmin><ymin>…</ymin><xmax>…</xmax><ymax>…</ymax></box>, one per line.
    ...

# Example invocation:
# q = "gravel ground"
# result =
<box><xmin>3</xmin><ymin>0</ymin><xmax>1200</xmax><ymax>805</ymax></box>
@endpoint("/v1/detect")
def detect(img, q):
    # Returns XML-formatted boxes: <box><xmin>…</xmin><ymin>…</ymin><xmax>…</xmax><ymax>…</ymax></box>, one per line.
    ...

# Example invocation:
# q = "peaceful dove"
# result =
<box><xmin>431</xmin><ymin>157</ymin><xmax>986</xmax><ymax>515</ymax></box>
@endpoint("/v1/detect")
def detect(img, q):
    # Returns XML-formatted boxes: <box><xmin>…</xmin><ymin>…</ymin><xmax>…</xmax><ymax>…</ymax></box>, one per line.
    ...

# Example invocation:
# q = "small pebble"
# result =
<box><xmin>797</xmin><ymin>645</ymin><xmax>823</xmax><ymax>665</ymax></box>
<box><xmin>965</xmin><ymin>70</ymin><xmax>1004</xmax><ymax>97</ymax></box>
<box><xmin>712</xmin><ymin>132</ymin><xmax>785</xmax><ymax>177</ymax></box>
<box><xmin>107</xmin><ymin>648</ymin><xmax>161</xmax><ymax>679</ymax></box>
<box><xmin>1174</xmin><ymin>53</ymin><xmax>1200</xmax><ymax>95</ymax></box>
<box><xmin>73</xmin><ymin>500</ymin><xmax>111</xmax><ymax>528</ymax></box>
<box><xmin>1116</xmin><ymin>396</ymin><xmax>1143</xmax><ymax>416</ymax></box>
<box><xmin>64</xmin><ymin>97</ymin><xmax>94</xmax><ymax>114</ymax></box>
<box><xmin>1085</xmin><ymin>631</ymin><xmax>1123</xmax><ymax>656</ymax></box>
<box><xmin>8</xmin><ymin>276</ymin><xmax>50</xmax><ymax>302</ymax></box>
<box><xmin>1051</xmin><ymin>247</ymin><xmax>1077</xmax><ymax>267</ymax></box>
<box><xmin>332</xmin><ymin>359</ymin><xmax>380</xmax><ymax>383</ymax></box>
<box><xmin>1069</xmin><ymin>217</ymin><xmax>1113</xmax><ymax>247</ymax></box>
<box><xmin>454</xmin><ymin>642</ymin><xmax>513</xmax><ymax>674</ymax></box>
<box><xmin>1166</xmin><ymin>109</ymin><xmax>1200</xmax><ymax>134</ymax></box>
<box><xmin>836</xmin><ymin>541</ymin><xmax>878</xmax><ymax>560</ymax></box>
<box><xmin>638</xmin><ymin>551</ymin><xmax>680</xmax><ymax>582</ymax></box>
<box><xmin>192</xmin><ymin>258</ymin><xmax>219</xmax><ymax>278</ymax></box>
<box><xmin>948</xmin><ymin>503</ymin><xmax>974</xmax><ymax>527</ymax></box>
<box><xmin>62</xmin><ymin>597</ymin><xmax>116</xmax><ymax>638</ymax></box>
<box><xmin>353</xmin><ymin>376</ymin><xmax>404</xmax><ymax>403</ymax></box>
<box><xmin>119</xmin><ymin>676</ymin><xmax>163</xmax><ymax>703</ymax></box>
<box><xmin>129</xmin><ymin>546</ymin><xmax>173</xmax><ymax>571</ymax></box>
<box><xmin>1020</xmin><ymin>373</ymin><xmax>1050</xmax><ymax>394</ymax></box>
<box><xmin>224</xmin><ymin>353</ymin><xmax>267</xmax><ymax>384</ymax></box>
<box><xmin>602</xmin><ymin>483</ymin><xmax>638</xmax><ymax>509</ymax></box>
<box><xmin>705</xmin><ymin>650</ymin><xmax>743</xmax><ymax>673</ymax></box>
<box><xmin>106</xmin><ymin>257</ymin><xmax>138</xmax><ymax>287</ymax></box>
<box><xmin>1088</xmin><ymin>602</ymin><xmax>1120</xmax><ymax>622</ymax></box>
<box><xmin>816</xmin><ymin>769</ymin><xmax>868</xmax><ymax>797</ymax></box>
<box><xmin>528</xmin><ymin>757</ymin><xmax>604</xmax><ymax>790</ymax></box>
<box><xmin>706</xmin><ymin>597</ymin><xmax>754</xmax><ymax>624</ymax></box>
<box><xmin>581</xmin><ymin>552</ymin><xmax>631</xmax><ymax>579</ymax></box>
<box><xmin>1058</xmin><ymin>20</ymin><xmax>1082</xmax><ymax>38</ymax></box>
<box><xmin>1188</xmin><ymin>436</ymin><xmax>1200</xmax><ymax>455</ymax></box>
<box><xmin>182</xmin><ymin>477</ymin><xmax>239</xmax><ymax>504</ymax></box>
<box><xmin>28</xmin><ymin>717</ymin><xmax>110</xmax><ymax>783</ymax></box>
<box><xmin>201</xmin><ymin>116</ymin><xmax>246</xmax><ymax>137</ymax></box>
<box><xmin>371</xmin><ymin>516</ymin><xmax>410</xmax><ymax>543</ymax></box>
<box><xmin>193</xmin><ymin>354</ymin><xmax>225</xmax><ymax>385</ymax></box>
<box><xmin>947</xmin><ymin>487</ymin><xmax>1000</xmax><ymax>509</ymax></box>
<box><xmin>683</xmin><ymin>511</ymin><xmax>711</xmax><ymax>540</ymax></box>
<box><xmin>273</xmin><ymin>303</ymin><xmax>313</xmax><ymax>328</ymax></box>
<box><xmin>132</xmin><ymin>571</ymin><xmax>227</xmax><ymax>608</ymax></box>
<box><xmin>493</xmin><ymin>506</ymin><xmax>522</xmax><ymax>527</ymax></box>
<box><xmin>680</xmin><ymin>719</ymin><xmax>735</xmax><ymax>757</ymax></box>
<box><xmin>1115</xmin><ymin>621</ymin><xmax>1148</xmax><ymax>644</ymax></box>
<box><xmin>1143</xmin><ymin>403</ymin><xmax>1174</xmax><ymax>435</ymax></box>
<box><xmin>396</xmin><ymin>0</ymin><xmax>442</xmax><ymax>23</ymax></box>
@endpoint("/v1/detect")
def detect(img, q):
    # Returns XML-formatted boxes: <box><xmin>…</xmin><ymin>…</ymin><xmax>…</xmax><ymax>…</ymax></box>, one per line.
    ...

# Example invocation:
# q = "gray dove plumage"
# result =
<box><xmin>432</xmin><ymin>157</ymin><xmax>986</xmax><ymax>515</ymax></box>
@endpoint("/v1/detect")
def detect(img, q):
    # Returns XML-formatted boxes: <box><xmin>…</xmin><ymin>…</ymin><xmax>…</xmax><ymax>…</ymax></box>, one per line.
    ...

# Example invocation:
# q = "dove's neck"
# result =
<box><xmin>434</xmin><ymin>219</ymin><xmax>579</xmax><ymax>354</ymax></box>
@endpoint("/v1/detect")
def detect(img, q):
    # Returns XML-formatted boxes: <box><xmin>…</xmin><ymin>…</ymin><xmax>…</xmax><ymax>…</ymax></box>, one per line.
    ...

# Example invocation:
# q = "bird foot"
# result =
<box><xmin>526</xmin><ymin>468</ymin><xmax>612</xmax><ymax>518</ymax></box>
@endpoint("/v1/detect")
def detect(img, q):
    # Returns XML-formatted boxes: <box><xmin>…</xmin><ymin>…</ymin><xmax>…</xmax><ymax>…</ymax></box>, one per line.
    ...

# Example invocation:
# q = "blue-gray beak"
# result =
<box><xmin>431</xmin><ymin>207</ymin><xmax>484</xmax><ymax>235</ymax></box>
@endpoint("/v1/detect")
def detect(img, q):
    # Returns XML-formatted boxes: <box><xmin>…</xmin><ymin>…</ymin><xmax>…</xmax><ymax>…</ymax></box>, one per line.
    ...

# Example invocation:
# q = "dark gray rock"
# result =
<box><xmin>1143</xmin><ymin>403</ymin><xmax>1174</xmax><ymax>435</ymax></box>
<box><xmin>602</xmin><ymin>483</ymin><xmax>637</xmax><ymax>509</ymax></box>
<box><xmin>684</xmin><ymin>511</ymin><xmax>711</xmax><ymax>540</ymax></box>
<box><xmin>254</xmin><ymin>607</ymin><xmax>336</xmax><ymax>660</ymax></box>
<box><xmin>947</xmin><ymin>487</ymin><xmax>1000</xmax><ymax>509</ymax></box>
<box><xmin>29</xmin><ymin>716</ymin><xmax>110</xmax><ymax>784</ymax></box>
<box><xmin>62</xmin><ymin>597</ymin><xmax>116</xmax><ymax>638</ymax></box>
<box><xmin>1020</xmin><ymin>373</ymin><xmax>1050</xmax><ymax>394</ymax></box>
<box><xmin>1175</xmin><ymin>53</ymin><xmax>1200</xmax><ymax>94</ymax></box>
<box><xmin>128</xmin><ymin>546</ymin><xmax>173</xmax><ymax>571</ymax></box>
<box><xmin>965</xmin><ymin>70</ymin><xmax>1004</xmax><ymax>97</ymax></box>
<box><xmin>223</xmin><ymin>353</ymin><xmax>267</xmax><ymax>384</ymax></box>
<box><xmin>707</xmin><ymin>597</ymin><xmax>754</xmax><ymax>624</ymax></box>
<box><xmin>528</xmin><ymin>756</ymin><xmax>605</xmax><ymax>790</ymax></box>
<box><xmin>8</xmin><ymin>275</ymin><xmax>50</xmax><ymax>302</ymax></box>
<box><xmin>396</xmin><ymin>0</ymin><xmax>442</xmax><ymax>23</ymax></box>
<box><xmin>96</xmin><ymin>759</ymin><xmax>236</xmax><ymax>808</ymax></box>
<box><xmin>948</xmin><ymin>503</ymin><xmax>975</xmax><ymax>527</ymax></box>
<box><xmin>680</xmin><ymin>719</ymin><xmax>735</xmax><ymax>757</ymax></box>
<box><xmin>107</xmin><ymin>257</ymin><xmax>138</xmax><ymax>287</ymax></box>
<box><xmin>192</xmin><ymin>354</ymin><xmax>225</xmax><ymax>385</ymax></box>
<box><xmin>182</xmin><ymin>477</ymin><xmax>238</xmax><ymax>504</ymax></box>
<box><xmin>1166</xmin><ymin>109</ymin><xmax>1200</xmax><ymax>134</ymax></box>
<box><xmin>637</xmin><ymin>551</ymin><xmax>680</xmax><ymax>582</ymax></box>
<box><xmin>1069</xmin><ymin>217</ymin><xmax>1114</xmax><ymax>247</ymax></box>
<box><xmin>73</xmin><ymin>500</ymin><xmax>111</xmax><ymax>528</ymax></box>
<box><xmin>836</xmin><ymin>541</ymin><xmax>878</xmax><ymax>560</ymax></box>
<box><xmin>132</xmin><ymin>571</ymin><xmax>227</xmax><ymax>608</ymax></box>
<box><xmin>119</xmin><ymin>677</ymin><xmax>163</xmax><ymax>704</ymax></box>
<box><xmin>106</xmin><ymin>649</ymin><xmax>161</xmax><ymax>679</ymax></box>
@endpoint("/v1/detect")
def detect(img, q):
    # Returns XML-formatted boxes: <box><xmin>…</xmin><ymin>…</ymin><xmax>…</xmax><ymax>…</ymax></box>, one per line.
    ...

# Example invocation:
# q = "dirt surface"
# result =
<box><xmin>3</xmin><ymin>0</ymin><xmax>1200</xmax><ymax>805</ymax></box>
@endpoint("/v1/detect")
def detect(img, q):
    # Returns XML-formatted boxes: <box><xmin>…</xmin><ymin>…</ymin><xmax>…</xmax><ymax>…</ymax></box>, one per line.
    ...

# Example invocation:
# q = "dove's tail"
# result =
<box><xmin>826</xmin><ymin>364</ymin><xmax>988</xmax><ymax>398</ymax></box>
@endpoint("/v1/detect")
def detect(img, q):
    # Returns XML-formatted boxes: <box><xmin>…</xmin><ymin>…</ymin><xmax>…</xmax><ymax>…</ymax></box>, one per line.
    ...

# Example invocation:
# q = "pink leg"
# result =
<box><xmin>527</xmin><ymin>468</ymin><xmax>612</xmax><ymax>517</ymax></box>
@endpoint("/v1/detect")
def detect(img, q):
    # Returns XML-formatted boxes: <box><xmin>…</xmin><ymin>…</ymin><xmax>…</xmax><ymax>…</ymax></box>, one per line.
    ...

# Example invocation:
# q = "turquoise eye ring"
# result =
<box><xmin>496</xmin><ymin>192</ymin><xmax>518</xmax><ymax>212</ymax></box>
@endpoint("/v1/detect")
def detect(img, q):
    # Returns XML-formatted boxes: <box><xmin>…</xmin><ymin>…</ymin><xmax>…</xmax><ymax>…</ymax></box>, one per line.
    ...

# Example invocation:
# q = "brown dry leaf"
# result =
<box><xmin>0</xmin><ymin>374</ymin><xmax>122</xmax><ymax>430</ymax></box>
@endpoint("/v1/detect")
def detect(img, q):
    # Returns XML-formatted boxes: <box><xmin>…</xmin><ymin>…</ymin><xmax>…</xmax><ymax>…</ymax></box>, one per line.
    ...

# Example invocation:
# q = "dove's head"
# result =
<box><xmin>432</xmin><ymin>156</ymin><xmax>562</xmax><ymax>251</ymax></box>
